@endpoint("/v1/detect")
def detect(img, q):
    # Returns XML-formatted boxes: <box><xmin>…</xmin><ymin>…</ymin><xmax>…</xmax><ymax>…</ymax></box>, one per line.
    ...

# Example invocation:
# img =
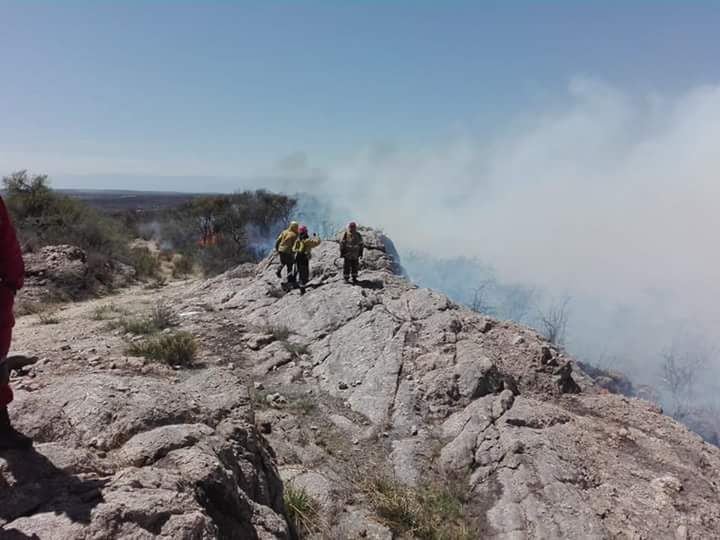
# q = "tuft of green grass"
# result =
<box><xmin>263</xmin><ymin>324</ymin><xmax>290</xmax><ymax>341</ymax></box>
<box><xmin>38</xmin><ymin>311</ymin><xmax>60</xmax><ymax>325</ymax></box>
<box><xmin>288</xmin><ymin>397</ymin><xmax>316</xmax><ymax>416</ymax></box>
<box><xmin>150</xmin><ymin>303</ymin><xmax>177</xmax><ymax>330</ymax></box>
<box><xmin>17</xmin><ymin>301</ymin><xmax>56</xmax><ymax>317</ymax></box>
<box><xmin>284</xmin><ymin>483</ymin><xmax>325</xmax><ymax>538</ymax></box>
<box><xmin>118</xmin><ymin>317</ymin><xmax>157</xmax><ymax>335</ymax></box>
<box><xmin>91</xmin><ymin>302</ymin><xmax>128</xmax><ymax>321</ymax></box>
<box><xmin>112</xmin><ymin>304</ymin><xmax>177</xmax><ymax>335</ymax></box>
<box><xmin>91</xmin><ymin>303</ymin><xmax>114</xmax><ymax>321</ymax></box>
<box><xmin>283</xmin><ymin>341</ymin><xmax>310</xmax><ymax>357</ymax></box>
<box><xmin>127</xmin><ymin>332</ymin><xmax>197</xmax><ymax>366</ymax></box>
<box><xmin>361</xmin><ymin>476</ymin><xmax>473</xmax><ymax>540</ymax></box>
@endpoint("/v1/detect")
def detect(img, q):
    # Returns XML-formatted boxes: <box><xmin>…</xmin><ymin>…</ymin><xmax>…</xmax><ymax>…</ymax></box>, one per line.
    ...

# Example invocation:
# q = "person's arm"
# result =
<box><xmin>0</xmin><ymin>199</ymin><xmax>24</xmax><ymax>291</ymax></box>
<box><xmin>308</xmin><ymin>235</ymin><xmax>321</xmax><ymax>248</ymax></box>
<box><xmin>339</xmin><ymin>233</ymin><xmax>347</xmax><ymax>256</ymax></box>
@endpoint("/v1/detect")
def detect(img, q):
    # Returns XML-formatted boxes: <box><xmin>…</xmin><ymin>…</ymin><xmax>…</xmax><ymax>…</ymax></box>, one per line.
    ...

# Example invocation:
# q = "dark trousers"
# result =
<box><xmin>343</xmin><ymin>257</ymin><xmax>359</xmax><ymax>279</ymax></box>
<box><xmin>278</xmin><ymin>252</ymin><xmax>295</xmax><ymax>280</ymax></box>
<box><xmin>0</xmin><ymin>289</ymin><xmax>14</xmax><ymax>407</ymax></box>
<box><xmin>295</xmin><ymin>254</ymin><xmax>310</xmax><ymax>286</ymax></box>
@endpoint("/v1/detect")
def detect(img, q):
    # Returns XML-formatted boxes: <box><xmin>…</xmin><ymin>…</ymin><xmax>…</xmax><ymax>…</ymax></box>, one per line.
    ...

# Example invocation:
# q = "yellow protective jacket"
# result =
<box><xmin>293</xmin><ymin>236</ymin><xmax>321</xmax><ymax>258</ymax></box>
<box><xmin>275</xmin><ymin>222</ymin><xmax>299</xmax><ymax>254</ymax></box>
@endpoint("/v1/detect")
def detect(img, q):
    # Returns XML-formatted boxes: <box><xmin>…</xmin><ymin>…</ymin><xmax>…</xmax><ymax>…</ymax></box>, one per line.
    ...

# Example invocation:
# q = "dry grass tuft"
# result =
<box><xmin>284</xmin><ymin>483</ymin><xmax>326</xmax><ymax>538</ymax></box>
<box><xmin>361</xmin><ymin>475</ymin><xmax>473</xmax><ymax>540</ymax></box>
<box><xmin>127</xmin><ymin>332</ymin><xmax>197</xmax><ymax>366</ymax></box>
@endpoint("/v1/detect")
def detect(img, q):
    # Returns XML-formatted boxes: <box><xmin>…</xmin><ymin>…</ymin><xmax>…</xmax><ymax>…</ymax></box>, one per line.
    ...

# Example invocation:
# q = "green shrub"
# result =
<box><xmin>3</xmin><ymin>171</ymin><xmax>145</xmax><ymax>281</ymax></box>
<box><xmin>127</xmin><ymin>332</ymin><xmax>197</xmax><ymax>366</ymax></box>
<box><xmin>85</xmin><ymin>251</ymin><xmax>116</xmax><ymax>287</ymax></box>
<box><xmin>128</xmin><ymin>246</ymin><xmax>160</xmax><ymax>279</ymax></box>
<box><xmin>4</xmin><ymin>171</ymin><xmax>299</xmax><ymax>280</ymax></box>
<box><xmin>172</xmin><ymin>254</ymin><xmax>195</xmax><ymax>277</ymax></box>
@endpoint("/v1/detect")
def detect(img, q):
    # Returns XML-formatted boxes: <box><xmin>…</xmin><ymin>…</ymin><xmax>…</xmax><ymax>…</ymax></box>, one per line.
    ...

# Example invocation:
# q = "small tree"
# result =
<box><xmin>3</xmin><ymin>170</ymin><xmax>53</xmax><ymax>219</ymax></box>
<box><xmin>469</xmin><ymin>280</ymin><xmax>495</xmax><ymax>315</ymax></box>
<box><xmin>538</xmin><ymin>295</ymin><xmax>571</xmax><ymax>346</ymax></box>
<box><xmin>499</xmin><ymin>284</ymin><xmax>536</xmax><ymax>323</ymax></box>
<box><xmin>659</xmin><ymin>346</ymin><xmax>709</xmax><ymax>421</ymax></box>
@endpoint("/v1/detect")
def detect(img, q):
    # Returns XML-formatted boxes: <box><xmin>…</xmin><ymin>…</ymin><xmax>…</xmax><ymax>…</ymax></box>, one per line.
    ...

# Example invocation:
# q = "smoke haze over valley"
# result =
<box><xmin>45</xmin><ymin>79</ymin><xmax>720</xmax><ymax>403</ymax></box>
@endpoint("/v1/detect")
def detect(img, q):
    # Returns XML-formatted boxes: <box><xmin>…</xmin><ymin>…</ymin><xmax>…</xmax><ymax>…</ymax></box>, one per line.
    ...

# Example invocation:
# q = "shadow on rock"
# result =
<box><xmin>0</xmin><ymin>446</ymin><xmax>107</xmax><ymax>529</ymax></box>
<box><xmin>352</xmin><ymin>278</ymin><xmax>384</xmax><ymax>290</ymax></box>
<box><xmin>1</xmin><ymin>529</ymin><xmax>41</xmax><ymax>539</ymax></box>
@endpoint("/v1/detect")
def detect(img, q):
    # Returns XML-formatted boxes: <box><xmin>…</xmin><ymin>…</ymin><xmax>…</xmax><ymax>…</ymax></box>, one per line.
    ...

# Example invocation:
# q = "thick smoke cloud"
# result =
<box><xmin>281</xmin><ymin>79</ymin><xmax>720</xmax><ymax>395</ymax></box>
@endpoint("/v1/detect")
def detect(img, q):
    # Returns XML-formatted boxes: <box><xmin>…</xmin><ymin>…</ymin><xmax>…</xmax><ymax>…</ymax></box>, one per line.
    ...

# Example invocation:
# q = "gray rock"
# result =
<box><xmin>9</xmin><ymin>227</ymin><xmax>720</xmax><ymax>539</ymax></box>
<box><xmin>2</xmin><ymin>368</ymin><xmax>289</xmax><ymax>539</ymax></box>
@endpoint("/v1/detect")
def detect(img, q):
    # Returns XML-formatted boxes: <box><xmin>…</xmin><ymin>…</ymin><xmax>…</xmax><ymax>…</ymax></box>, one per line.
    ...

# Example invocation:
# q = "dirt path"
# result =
<box><xmin>11</xmin><ymin>280</ymin><xmax>198</xmax><ymax>378</ymax></box>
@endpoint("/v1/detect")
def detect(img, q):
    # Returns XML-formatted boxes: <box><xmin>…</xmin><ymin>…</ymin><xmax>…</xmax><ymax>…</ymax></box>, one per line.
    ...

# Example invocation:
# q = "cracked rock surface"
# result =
<box><xmin>5</xmin><ymin>228</ymin><xmax>720</xmax><ymax>539</ymax></box>
<box><xmin>175</xmin><ymin>229</ymin><xmax>720</xmax><ymax>539</ymax></box>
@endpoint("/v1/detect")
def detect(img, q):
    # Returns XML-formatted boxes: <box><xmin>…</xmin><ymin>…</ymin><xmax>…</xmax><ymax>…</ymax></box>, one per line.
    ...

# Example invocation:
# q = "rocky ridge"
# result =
<box><xmin>3</xmin><ymin>228</ymin><xmax>720</xmax><ymax>539</ymax></box>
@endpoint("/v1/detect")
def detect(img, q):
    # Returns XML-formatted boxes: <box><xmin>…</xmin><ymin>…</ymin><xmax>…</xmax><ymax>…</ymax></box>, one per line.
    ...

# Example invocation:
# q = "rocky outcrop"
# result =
<box><xmin>576</xmin><ymin>361</ymin><xmax>636</xmax><ymax>397</ymax></box>
<box><xmin>18</xmin><ymin>245</ymin><xmax>135</xmax><ymax>309</ymax></box>
<box><xmin>5</xmin><ymin>228</ymin><xmax>720</xmax><ymax>539</ymax></box>
<box><xmin>2</xmin><ymin>367</ymin><xmax>289</xmax><ymax>538</ymax></box>
<box><xmin>169</xmin><ymin>228</ymin><xmax>720</xmax><ymax>539</ymax></box>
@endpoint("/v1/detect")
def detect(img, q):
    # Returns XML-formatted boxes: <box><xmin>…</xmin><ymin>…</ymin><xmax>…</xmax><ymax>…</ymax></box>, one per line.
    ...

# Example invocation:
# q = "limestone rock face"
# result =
<box><xmin>5</xmin><ymin>228</ymin><xmax>720</xmax><ymax>539</ymax></box>
<box><xmin>1</xmin><ymin>368</ymin><xmax>289</xmax><ymax>539</ymax></box>
<box><xmin>174</xmin><ymin>229</ymin><xmax>720</xmax><ymax>539</ymax></box>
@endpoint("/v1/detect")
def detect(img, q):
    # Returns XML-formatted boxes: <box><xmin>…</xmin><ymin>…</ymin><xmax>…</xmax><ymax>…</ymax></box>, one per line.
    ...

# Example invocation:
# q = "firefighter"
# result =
<box><xmin>292</xmin><ymin>225</ymin><xmax>321</xmax><ymax>294</ymax></box>
<box><xmin>274</xmin><ymin>221</ymin><xmax>299</xmax><ymax>282</ymax></box>
<box><xmin>339</xmin><ymin>222</ymin><xmax>364</xmax><ymax>283</ymax></box>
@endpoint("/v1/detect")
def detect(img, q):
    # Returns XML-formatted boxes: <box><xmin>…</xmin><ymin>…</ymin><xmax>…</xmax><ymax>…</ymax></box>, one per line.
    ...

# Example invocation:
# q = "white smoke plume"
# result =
<box><xmin>277</xmin><ymin>78</ymin><xmax>720</xmax><ymax>395</ymax></box>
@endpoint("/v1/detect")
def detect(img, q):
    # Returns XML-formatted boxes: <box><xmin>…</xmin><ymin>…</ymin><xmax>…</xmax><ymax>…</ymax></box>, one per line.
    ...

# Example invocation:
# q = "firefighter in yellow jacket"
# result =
<box><xmin>275</xmin><ymin>221</ymin><xmax>299</xmax><ymax>281</ymax></box>
<box><xmin>292</xmin><ymin>225</ymin><xmax>321</xmax><ymax>294</ymax></box>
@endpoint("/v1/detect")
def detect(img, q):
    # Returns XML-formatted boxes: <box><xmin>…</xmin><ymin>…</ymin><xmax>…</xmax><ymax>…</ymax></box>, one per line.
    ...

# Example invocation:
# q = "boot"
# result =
<box><xmin>0</xmin><ymin>406</ymin><xmax>32</xmax><ymax>450</ymax></box>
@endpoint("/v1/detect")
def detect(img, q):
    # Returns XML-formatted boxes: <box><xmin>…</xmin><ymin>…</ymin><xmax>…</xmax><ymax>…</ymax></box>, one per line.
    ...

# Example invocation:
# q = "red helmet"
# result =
<box><xmin>348</xmin><ymin>221</ymin><xmax>357</xmax><ymax>229</ymax></box>
<box><xmin>298</xmin><ymin>225</ymin><xmax>308</xmax><ymax>234</ymax></box>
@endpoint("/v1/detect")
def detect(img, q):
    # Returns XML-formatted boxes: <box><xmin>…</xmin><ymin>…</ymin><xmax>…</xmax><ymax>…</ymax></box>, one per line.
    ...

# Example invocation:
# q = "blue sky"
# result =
<box><xmin>1</xmin><ymin>1</ymin><xmax>720</xmax><ymax>188</ymax></box>
<box><xmin>3</xmin><ymin>2</ymin><xmax>720</xmax><ymax>380</ymax></box>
